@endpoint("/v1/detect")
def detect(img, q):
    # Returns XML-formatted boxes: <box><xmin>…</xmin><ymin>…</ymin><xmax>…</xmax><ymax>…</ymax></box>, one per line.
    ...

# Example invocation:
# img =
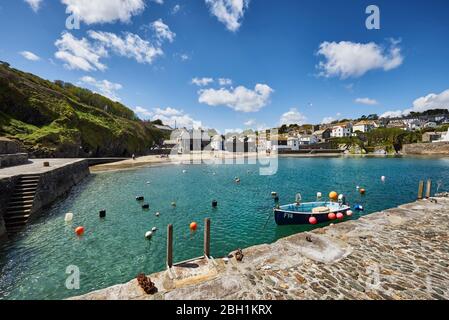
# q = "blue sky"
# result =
<box><xmin>0</xmin><ymin>0</ymin><xmax>448</xmax><ymax>132</ymax></box>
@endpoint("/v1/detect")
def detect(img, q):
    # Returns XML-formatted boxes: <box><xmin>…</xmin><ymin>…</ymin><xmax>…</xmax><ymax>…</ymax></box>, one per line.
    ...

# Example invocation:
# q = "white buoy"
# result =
<box><xmin>152</xmin><ymin>227</ymin><xmax>157</xmax><ymax>232</ymax></box>
<box><xmin>182</xmin><ymin>170</ymin><xmax>187</xmax><ymax>174</ymax></box>
<box><xmin>356</xmin><ymin>185</ymin><xmax>360</xmax><ymax>190</ymax></box>
<box><xmin>155</xmin><ymin>212</ymin><xmax>160</xmax><ymax>217</ymax></box>
<box><xmin>145</xmin><ymin>231</ymin><xmax>153</xmax><ymax>239</ymax></box>
<box><xmin>316</xmin><ymin>192</ymin><xmax>322</xmax><ymax>199</ymax></box>
<box><xmin>381</xmin><ymin>176</ymin><xmax>386</xmax><ymax>182</ymax></box>
<box><xmin>212</xmin><ymin>172</ymin><xmax>216</xmax><ymax>176</ymax></box>
<box><xmin>64</xmin><ymin>212</ymin><xmax>73</xmax><ymax>222</ymax></box>
<box><xmin>146</xmin><ymin>181</ymin><xmax>151</xmax><ymax>184</ymax></box>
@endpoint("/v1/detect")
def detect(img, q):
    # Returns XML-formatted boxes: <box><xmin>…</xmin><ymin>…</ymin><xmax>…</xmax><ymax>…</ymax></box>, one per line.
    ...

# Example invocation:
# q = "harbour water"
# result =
<box><xmin>1</xmin><ymin>156</ymin><xmax>448</xmax><ymax>300</ymax></box>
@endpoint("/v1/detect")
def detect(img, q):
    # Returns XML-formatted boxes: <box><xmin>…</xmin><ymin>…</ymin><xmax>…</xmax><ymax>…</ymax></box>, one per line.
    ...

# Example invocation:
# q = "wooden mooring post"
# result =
<box><xmin>204</xmin><ymin>218</ymin><xmax>211</xmax><ymax>258</ymax></box>
<box><xmin>418</xmin><ymin>180</ymin><xmax>424</xmax><ymax>200</ymax></box>
<box><xmin>167</xmin><ymin>224</ymin><xmax>173</xmax><ymax>269</ymax></box>
<box><xmin>426</xmin><ymin>180</ymin><xmax>432</xmax><ymax>199</ymax></box>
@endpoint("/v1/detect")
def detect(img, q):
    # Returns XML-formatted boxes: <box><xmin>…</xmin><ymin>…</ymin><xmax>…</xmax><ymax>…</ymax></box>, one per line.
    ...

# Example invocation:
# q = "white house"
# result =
<box><xmin>331</xmin><ymin>123</ymin><xmax>352</xmax><ymax>138</ymax></box>
<box><xmin>434</xmin><ymin>128</ymin><xmax>449</xmax><ymax>143</ymax></box>
<box><xmin>298</xmin><ymin>135</ymin><xmax>318</xmax><ymax>145</ymax></box>
<box><xmin>210</xmin><ymin>135</ymin><xmax>225</xmax><ymax>151</ymax></box>
<box><xmin>287</xmin><ymin>137</ymin><xmax>300</xmax><ymax>150</ymax></box>
<box><xmin>424</xmin><ymin>122</ymin><xmax>437</xmax><ymax>129</ymax></box>
<box><xmin>353</xmin><ymin>120</ymin><xmax>376</xmax><ymax>133</ymax></box>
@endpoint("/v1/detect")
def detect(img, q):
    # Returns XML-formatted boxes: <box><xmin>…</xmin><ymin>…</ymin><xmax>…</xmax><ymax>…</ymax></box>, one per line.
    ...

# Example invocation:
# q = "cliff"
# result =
<box><xmin>0</xmin><ymin>62</ymin><xmax>166</xmax><ymax>158</ymax></box>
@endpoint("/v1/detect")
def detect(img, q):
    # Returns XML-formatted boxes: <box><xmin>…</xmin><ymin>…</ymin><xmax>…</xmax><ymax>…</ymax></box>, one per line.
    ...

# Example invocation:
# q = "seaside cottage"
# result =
<box><xmin>353</xmin><ymin>120</ymin><xmax>377</xmax><ymax>133</ymax></box>
<box><xmin>210</xmin><ymin>135</ymin><xmax>225</xmax><ymax>151</ymax></box>
<box><xmin>313</xmin><ymin>128</ymin><xmax>332</xmax><ymax>143</ymax></box>
<box><xmin>422</xmin><ymin>132</ymin><xmax>442</xmax><ymax>143</ymax></box>
<box><xmin>287</xmin><ymin>137</ymin><xmax>300</xmax><ymax>150</ymax></box>
<box><xmin>331</xmin><ymin>123</ymin><xmax>353</xmax><ymax>138</ymax></box>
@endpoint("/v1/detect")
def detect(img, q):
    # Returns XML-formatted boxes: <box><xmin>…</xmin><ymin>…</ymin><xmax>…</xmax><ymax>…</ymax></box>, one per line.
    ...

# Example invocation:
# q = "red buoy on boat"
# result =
<box><xmin>75</xmin><ymin>226</ymin><xmax>84</xmax><ymax>236</ymax></box>
<box><xmin>309</xmin><ymin>217</ymin><xmax>317</xmax><ymax>225</ymax></box>
<box><xmin>346</xmin><ymin>210</ymin><xmax>353</xmax><ymax>217</ymax></box>
<box><xmin>328</xmin><ymin>212</ymin><xmax>336</xmax><ymax>220</ymax></box>
<box><xmin>190</xmin><ymin>222</ymin><xmax>198</xmax><ymax>231</ymax></box>
<box><xmin>336</xmin><ymin>212</ymin><xmax>344</xmax><ymax>220</ymax></box>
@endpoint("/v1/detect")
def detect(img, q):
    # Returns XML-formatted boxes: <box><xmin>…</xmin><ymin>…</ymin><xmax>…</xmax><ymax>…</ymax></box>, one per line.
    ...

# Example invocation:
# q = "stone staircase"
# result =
<box><xmin>4</xmin><ymin>174</ymin><xmax>40</xmax><ymax>235</ymax></box>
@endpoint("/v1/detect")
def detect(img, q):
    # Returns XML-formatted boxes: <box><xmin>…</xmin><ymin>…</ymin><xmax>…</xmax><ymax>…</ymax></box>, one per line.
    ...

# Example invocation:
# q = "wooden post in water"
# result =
<box><xmin>418</xmin><ymin>181</ymin><xmax>424</xmax><ymax>200</ymax></box>
<box><xmin>426</xmin><ymin>180</ymin><xmax>432</xmax><ymax>199</ymax></box>
<box><xmin>167</xmin><ymin>224</ymin><xmax>173</xmax><ymax>269</ymax></box>
<box><xmin>204</xmin><ymin>218</ymin><xmax>211</xmax><ymax>258</ymax></box>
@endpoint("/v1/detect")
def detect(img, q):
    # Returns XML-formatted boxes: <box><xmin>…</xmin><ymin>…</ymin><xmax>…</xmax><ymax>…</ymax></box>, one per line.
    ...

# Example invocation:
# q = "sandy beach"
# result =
<box><xmin>89</xmin><ymin>151</ymin><xmax>345</xmax><ymax>172</ymax></box>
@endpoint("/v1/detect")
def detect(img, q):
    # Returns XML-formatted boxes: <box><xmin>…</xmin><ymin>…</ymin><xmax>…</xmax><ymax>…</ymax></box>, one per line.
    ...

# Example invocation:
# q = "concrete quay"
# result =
<box><xmin>72</xmin><ymin>196</ymin><xmax>449</xmax><ymax>300</ymax></box>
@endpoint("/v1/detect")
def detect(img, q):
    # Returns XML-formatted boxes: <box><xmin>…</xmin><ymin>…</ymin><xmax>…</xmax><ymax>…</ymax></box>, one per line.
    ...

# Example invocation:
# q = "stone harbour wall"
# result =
<box><xmin>32</xmin><ymin>160</ymin><xmax>90</xmax><ymax>215</ymax></box>
<box><xmin>403</xmin><ymin>142</ymin><xmax>449</xmax><ymax>155</ymax></box>
<box><xmin>73</xmin><ymin>197</ymin><xmax>449</xmax><ymax>300</ymax></box>
<box><xmin>0</xmin><ymin>153</ymin><xmax>29</xmax><ymax>168</ymax></box>
<box><xmin>0</xmin><ymin>176</ymin><xmax>20</xmax><ymax>241</ymax></box>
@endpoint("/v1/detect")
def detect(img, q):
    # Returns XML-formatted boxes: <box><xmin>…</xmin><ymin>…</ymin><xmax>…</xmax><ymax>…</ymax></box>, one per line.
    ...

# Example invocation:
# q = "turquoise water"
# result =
<box><xmin>1</xmin><ymin>156</ymin><xmax>448</xmax><ymax>300</ymax></box>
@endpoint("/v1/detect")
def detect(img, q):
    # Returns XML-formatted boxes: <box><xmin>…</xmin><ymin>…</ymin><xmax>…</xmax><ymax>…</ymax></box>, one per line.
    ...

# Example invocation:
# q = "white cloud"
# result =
<box><xmin>24</xmin><ymin>0</ymin><xmax>42</xmax><ymax>12</ymax></box>
<box><xmin>191</xmin><ymin>77</ymin><xmax>214</xmax><ymax>86</ymax></box>
<box><xmin>317</xmin><ymin>39</ymin><xmax>403</xmax><ymax>79</ymax></box>
<box><xmin>279</xmin><ymin>108</ymin><xmax>307</xmax><ymax>126</ymax></box>
<box><xmin>61</xmin><ymin>0</ymin><xmax>145</xmax><ymax>24</ymax></box>
<box><xmin>205</xmin><ymin>0</ymin><xmax>250</xmax><ymax>32</ymax></box>
<box><xmin>152</xmin><ymin>107</ymin><xmax>183</xmax><ymax>117</ymax></box>
<box><xmin>379</xmin><ymin>110</ymin><xmax>403</xmax><ymax>118</ymax></box>
<box><xmin>134</xmin><ymin>106</ymin><xmax>153</xmax><ymax>118</ymax></box>
<box><xmin>244</xmin><ymin>119</ymin><xmax>256</xmax><ymax>127</ymax></box>
<box><xmin>172</xmin><ymin>4</ymin><xmax>181</xmax><ymax>14</ymax></box>
<box><xmin>381</xmin><ymin>88</ymin><xmax>449</xmax><ymax>118</ymax></box>
<box><xmin>180</xmin><ymin>54</ymin><xmax>189</xmax><ymax>61</ymax></box>
<box><xmin>134</xmin><ymin>107</ymin><xmax>202</xmax><ymax>129</ymax></box>
<box><xmin>355</xmin><ymin>97</ymin><xmax>378</xmax><ymax>105</ymax></box>
<box><xmin>218</xmin><ymin>78</ymin><xmax>233</xmax><ymax>86</ymax></box>
<box><xmin>198</xmin><ymin>84</ymin><xmax>274</xmax><ymax>112</ymax></box>
<box><xmin>225</xmin><ymin>128</ymin><xmax>243</xmax><ymax>134</ymax></box>
<box><xmin>151</xmin><ymin>19</ymin><xmax>176</xmax><ymax>43</ymax></box>
<box><xmin>19</xmin><ymin>51</ymin><xmax>41</xmax><ymax>61</ymax></box>
<box><xmin>79</xmin><ymin>76</ymin><xmax>123</xmax><ymax>101</ymax></box>
<box><xmin>55</xmin><ymin>32</ymin><xmax>107</xmax><ymax>72</ymax></box>
<box><xmin>321</xmin><ymin>117</ymin><xmax>335</xmax><ymax>124</ymax></box>
<box><xmin>88</xmin><ymin>30</ymin><xmax>163</xmax><ymax>65</ymax></box>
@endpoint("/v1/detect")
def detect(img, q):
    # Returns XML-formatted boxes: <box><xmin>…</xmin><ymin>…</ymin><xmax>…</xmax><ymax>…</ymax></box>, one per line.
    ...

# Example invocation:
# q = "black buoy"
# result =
<box><xmin>212</xmin><ymin>200</ymin><xmax>218</xmax><ymax>208</ymax></box>
<box><xmin>99</xmin><ymin>210</ymin><xmax>106</xmax><ymax>218</ymax></box>
<box><xmin>142</xmin><ymin>204</ymin><xmax>150</xmax><ymax>210</ymax></box>
<box><xmin>136</xmin><ymin>196</ymin><xmax>144</xmax><ymax>201</ymax></box>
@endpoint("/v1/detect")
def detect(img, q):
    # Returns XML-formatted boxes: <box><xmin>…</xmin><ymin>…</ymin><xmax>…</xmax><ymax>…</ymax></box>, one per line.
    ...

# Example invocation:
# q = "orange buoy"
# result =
<box><xmin>329</xmin><ymin>191</ymin><xmax>338</xmax><ymax>201</ymax></box>
<box><xmin>309</xmin><ymin>217</ymin><xmax>317</xmax><ymax>225</ymax></box>
<box><xmin>189</xmin><ymin>222</ymin><xmax>198</xmax><ymax>231</ymax></box>
<box><xmin>75</xmin><ymin>226</ymin><xmax>85</xmax><ymax>236</ymax></box>
<box><xmin>328</xmin><ymin>212</ymin><xmax>336</xmax><ymax>220</ymax></box>
<box><xmin>359</xmin><ymin>188</ymin><xmax>366</xmax><ymax>195</ymax></box>
<box><xmin>336</xmin><ymin>212</ymin><xmax>344</xmax><ymax>220</ymax></box>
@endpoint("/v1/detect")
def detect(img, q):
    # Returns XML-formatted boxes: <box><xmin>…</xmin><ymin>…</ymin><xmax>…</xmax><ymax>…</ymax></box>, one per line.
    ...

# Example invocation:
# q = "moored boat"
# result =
<box><xmin>274</xmin><ymin>201</ymin><xmax>350</xmax><ymax>225</ymax></box>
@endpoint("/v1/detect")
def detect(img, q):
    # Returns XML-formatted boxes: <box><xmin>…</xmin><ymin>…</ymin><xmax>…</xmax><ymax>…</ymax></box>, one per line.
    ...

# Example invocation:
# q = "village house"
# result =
<box><xmin>298</xmin><ymin>134</ymin><xmax>319</xmax><ymax>145</ymax></box>
<box><xmin>422</xmin><ymin>132</ymin><xmax>442</xmax><ymax>143</ymax></box>
<box><xmin>312</xmin><ymin>128</ymin><xmax>332</xmax><ymax>143</ymax></box>
<box><xmin>210</xmin><ymin>134</ymin><xmax>225</xmax><ymax>151</ymax></box>
<box><xmin>352</xmin><ymin>120</ymin><xmax>377</xmax><ymax>133</ymax></box>
<box><xmin>331</xmin><ymin>123</ymin><xmax>353</xmax><ymax>138</ymax></box>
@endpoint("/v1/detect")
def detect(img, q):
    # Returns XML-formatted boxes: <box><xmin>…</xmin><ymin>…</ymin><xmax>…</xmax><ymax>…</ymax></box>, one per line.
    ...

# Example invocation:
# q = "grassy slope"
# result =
<box><xmin>0</xmin><ymin>63</ymin><xmax>166</xmax><ymax>157</ymax></box>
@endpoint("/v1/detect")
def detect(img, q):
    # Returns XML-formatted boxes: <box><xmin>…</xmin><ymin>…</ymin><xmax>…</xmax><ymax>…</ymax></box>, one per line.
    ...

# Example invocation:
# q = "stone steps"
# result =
<box><xmin>4</xmin><ymin>174</ymin><xmax>41</xmax><ymax>235</ymax></box>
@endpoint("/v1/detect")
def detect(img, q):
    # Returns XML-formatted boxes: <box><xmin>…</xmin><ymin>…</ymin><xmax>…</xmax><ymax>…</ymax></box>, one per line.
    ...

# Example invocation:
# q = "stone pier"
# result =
<box><xmin>0</xmin><ymin>159</ymin><xmax>90</xmax><ymax>240</ymax></box>
<box><xmin>72</xmin><ymin>196</ymin><xmax>449</xmax><ymax>300</ymax></box>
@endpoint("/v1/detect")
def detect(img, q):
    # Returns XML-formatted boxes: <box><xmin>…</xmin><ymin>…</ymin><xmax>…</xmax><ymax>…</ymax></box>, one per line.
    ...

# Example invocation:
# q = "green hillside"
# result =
<box><xmin>0</xmin><ymin>62</ymin><xmax>167</xmax><ymax>157</ymax></box>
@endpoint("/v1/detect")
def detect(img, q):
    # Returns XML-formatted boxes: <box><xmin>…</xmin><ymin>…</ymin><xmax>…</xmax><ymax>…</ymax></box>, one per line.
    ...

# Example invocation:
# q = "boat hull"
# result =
<box><xmin>274</xmin><ymin>204</ymin><xmax>349</xmax><ymax>226</ymax></box>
